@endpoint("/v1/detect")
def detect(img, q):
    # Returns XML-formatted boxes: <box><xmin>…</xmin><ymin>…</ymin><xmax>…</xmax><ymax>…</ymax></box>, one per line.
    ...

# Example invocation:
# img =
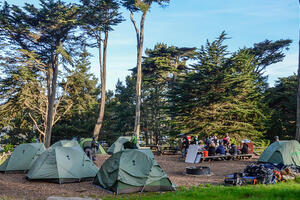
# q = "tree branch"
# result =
<box><xmin>130</xmin><ymin>11</ymin><xmax>140</xmax><ymax>45</ymax></box>
<box><xmin>28</xmin><ymin>112</ymin><xmax>45</xmax><ymax>136</ymax></box>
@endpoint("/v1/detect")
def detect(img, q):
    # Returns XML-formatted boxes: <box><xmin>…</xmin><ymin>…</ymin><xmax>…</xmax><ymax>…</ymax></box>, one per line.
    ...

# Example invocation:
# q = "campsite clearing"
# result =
<box><xmin>0</xmin><ymin>154</ymin><xmax>256</xmax><ymax>199</ymax></box>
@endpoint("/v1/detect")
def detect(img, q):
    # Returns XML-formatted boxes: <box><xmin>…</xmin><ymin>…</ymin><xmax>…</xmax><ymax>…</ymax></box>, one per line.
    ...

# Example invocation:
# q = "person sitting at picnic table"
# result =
<box><xmin>216</xmin><ymin>141</ymin><xmax>226</xmax><ymax>155</ymax></box>
<box><xmin>223</xmin><ymin>133</ymin><xmax>230</xmax><ymax>147</ymax></box>
<box><xmin>204</xmin><ymin>136</ymin><xmax>211</xmax><ymax>146</ymax></box>
<box><xmin>241</xmin><ymin>142</ymin><xmax>249</xmax><ymax>154</ymax></box>
<box><xmin>212</xmin><ymin>135</ymin><xmax>219</xmax><ymax>146</ymax></box>
<box><xmin>229</xmin><ymin>143</ymin><xmax>238</xmax><ymax>155</ymax></box>
<box><xmin>208</xmin><ymin>143</ymin><xmax>216</xmax><ymax>156</ymax></box>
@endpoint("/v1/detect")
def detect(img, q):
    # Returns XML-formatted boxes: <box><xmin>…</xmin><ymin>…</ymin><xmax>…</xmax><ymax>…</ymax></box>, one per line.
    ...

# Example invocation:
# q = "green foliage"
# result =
<box><xmin>253</xmin><ymin>139</ymin><xmax>270</xmax><ymax>149</ymax></box>
<box><xmin>100</xmin><ymin>77</ymin><xmax>136</xmax><ymax>144</ymax></box>
<box><xmin>122</xmin><ymin>0</ymin><xmax>170</xmax><ymax>13</ymax></box>
<box><xmin>169</xmin><ymin>32</ymin><xmax>268</xmax><ymax>141</ymax></box>
<box><xmin>80</xmin><ymin>0</ymin><xmax>124</xmax><ymax>36</ymax></box>
<box><xmin>139</xmin><ymin>43</ymin><xmax>196</xmax><ymax>143</ymax></box>
<box><xmin>264</xmin><ymin>75</ymin><xmax>297</xmax><ymax>140</ymax></box>
<box><xmin>51</xmin><ymin>49</ymin><xmax>100</xmax><ymax>143</ymax></box>
<box><xmin>3</xmin><ymin>143</ymin><xmax>14</xmax><ymax>153</ymax></box>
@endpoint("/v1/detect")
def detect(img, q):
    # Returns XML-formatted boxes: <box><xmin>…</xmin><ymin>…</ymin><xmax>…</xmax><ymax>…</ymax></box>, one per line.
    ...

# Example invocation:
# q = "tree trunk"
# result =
<box><xmin>93</xmin><ymin>31</ymin><xmax>108</xmax><ymax>140</ymax></box>
<box><xmin>296</xmin><ymin>29</ymin><xmax>300</xmax><ymax>141</ymax></box>
<box><xmin>44</xmin><ymin>53</ymin><xmax>59</xmax><ymax>148</ymax></box>
<box><xmin>133</xmin><ymin>11</ymin><xmax>147</xmax><ymax>141</ymax></box>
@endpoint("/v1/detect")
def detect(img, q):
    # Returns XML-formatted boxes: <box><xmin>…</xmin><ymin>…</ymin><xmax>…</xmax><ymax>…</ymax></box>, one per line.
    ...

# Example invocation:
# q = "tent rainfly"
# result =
<box><xmin>50</xmin><ymin>140</ymin><xmax>80</xmax><ymax>149</ymax></box>
<box><xmin>258</xmin><ymin>140</ymin><xmax>300</xmax><ymax>166</ymax></box>
<box><xmin>27</xmin><ymin>145</ymin><xmax>99</xmax><ymax>183</ymax></box>
<box><xmin>107</xmin><ymin>136</ymin><xmax>140</xmax><ymax>154</ymax></box>
<box><xmin>93</xmin><ymin>149</ymin><xmax>175</xmax><ymax>194</ymax></box>
<box><xmin>0</xmin><ymin>143</ymin><xmax>45</xmax><ymax>173</ymax></box>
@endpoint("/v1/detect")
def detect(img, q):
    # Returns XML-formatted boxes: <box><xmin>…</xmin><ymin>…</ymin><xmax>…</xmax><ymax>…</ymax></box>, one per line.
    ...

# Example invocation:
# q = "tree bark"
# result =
<box><xmin>296</xmin><ymin>28</ymin><xmax>300</xmax><ymax>141</ymax></box>
<box><xmin>132</xmin><ymin>11</ymin><xmax>147</xmax><ymax>141</ymax></box>
<box><xmin>44</xmin><ymin>51</ymin><xmax>59</xmax><ymax>148</ymax></box>
<box><xmin>93</xmin><ymin>31</ymin><xmax>108</xmax><ymax>140</ymax></box>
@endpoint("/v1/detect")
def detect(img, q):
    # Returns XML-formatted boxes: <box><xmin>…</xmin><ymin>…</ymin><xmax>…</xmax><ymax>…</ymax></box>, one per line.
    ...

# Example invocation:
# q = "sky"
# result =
<box><xmin>4</xmin><ymin>0</ymin><xmax>300</xmax><ymax>90</ymax></box>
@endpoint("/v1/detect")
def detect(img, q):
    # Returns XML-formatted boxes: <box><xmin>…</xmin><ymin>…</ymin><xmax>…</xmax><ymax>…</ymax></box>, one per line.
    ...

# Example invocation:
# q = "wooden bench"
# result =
<box><xmin>201</xmin><ymin>154</ymin><xmax>253</xmax><ymax>162</ymax></box>
<box><xmin>234</xmin><ymin>154</ymin><xmax>253</xmax><ymax>160</ymax></box>
<box><xmin>161</xmin><ymin>146</ymin><xmax>179</xmax><ymax>155</ymax></box>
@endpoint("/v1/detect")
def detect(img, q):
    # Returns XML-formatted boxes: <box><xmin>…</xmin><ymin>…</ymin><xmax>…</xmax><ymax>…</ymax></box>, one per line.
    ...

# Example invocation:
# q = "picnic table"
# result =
<box><xmin>201</xmin><ymin>153</ymin><xmax>253</xmax><ymax>162</ymax></box>
<box><xmin>148</xmin><ymin>145</ymin><xmax>179</xmax><ymax>155</ymax></box>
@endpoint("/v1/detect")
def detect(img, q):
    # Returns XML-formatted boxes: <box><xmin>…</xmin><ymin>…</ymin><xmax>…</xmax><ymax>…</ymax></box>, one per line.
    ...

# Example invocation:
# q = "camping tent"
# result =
<box><xmin>93</xmin><ymin>149</ymin><xmax>175</xmax><ymax>194</ymax></box>
<box><xmin>258</xmin><ymin>140</ymin><xmax>300</xmax><ymax>166</ymax></box>
<box><xmin>79</xmin><ymin>138</ymin><xmax>106</xmax><ymax>154</ymax></box>
<box><xmin>0</xmin><ymin>143</ymin><xmax>45</xmax><ymax>172</ymax></box>
<box><xmin>50</xmin><ymin>140</ymin><xmax>80</xmax><ymax>149</ymax></box>
<box><xmin>107</xmin><ymin>136</ymin><xmax>140</xmax><ymax>154</ymax></box>
<box><xmin>27</xmin><ymin>145</ymin><xmax>99</xmax><ymax>183</ymax></box>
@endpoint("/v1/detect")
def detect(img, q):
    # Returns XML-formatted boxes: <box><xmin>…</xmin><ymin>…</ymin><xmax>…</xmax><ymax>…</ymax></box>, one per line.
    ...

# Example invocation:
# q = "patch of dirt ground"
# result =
<box><xmin>0</xmin><ymin>154</ymin><xmax>257</xmax><ymax>199</ymax></box>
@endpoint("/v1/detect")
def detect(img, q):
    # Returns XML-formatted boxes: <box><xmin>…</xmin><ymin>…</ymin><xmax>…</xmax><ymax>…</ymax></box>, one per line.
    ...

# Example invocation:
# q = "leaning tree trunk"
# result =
<box><xmin>296</xmin><ymin>30</ymin><xmax>300</xmax><ymax>141</ymax></box>
<box><xmin>131</xmin><ymin>11</ymin><xmax>147</xmax><ymax>140</ymax></box>
<box><xmin>93</xmin><ymin>32</ymin><xmax>108</xmax><ymax>140</ymax></box>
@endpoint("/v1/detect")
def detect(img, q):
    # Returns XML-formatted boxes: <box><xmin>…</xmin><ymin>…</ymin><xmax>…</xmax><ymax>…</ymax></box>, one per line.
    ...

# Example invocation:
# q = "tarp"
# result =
<box><xmin>27</xmin><ymin>145</ymin><xmax>99</xmax><ymax>183</ymax></box>
<box><xmin>107</xmin><ymin>136</ymin><xmax>140</xmax><ymax>154</ymax></box>
<box><xmin>0</xmin><ymin>143</ymin><xmax>45</xmax><ymax>172</ymax></box>
<box><xmin>258</xmin><ymin>140</ymin><xmax>300</xmax><ymax>166</ymax></box>
<box><xmin>93</xmin><ymin>149</ymin><xmax>175</xmax><ymax>194</ymax></box>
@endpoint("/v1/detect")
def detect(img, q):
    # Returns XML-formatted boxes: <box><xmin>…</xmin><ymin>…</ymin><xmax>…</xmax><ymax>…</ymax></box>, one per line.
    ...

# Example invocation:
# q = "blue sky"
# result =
<box><xmin>5</xmin><ymin>0</ymin><xmax>299</xmax><ymax>90</ymax></box>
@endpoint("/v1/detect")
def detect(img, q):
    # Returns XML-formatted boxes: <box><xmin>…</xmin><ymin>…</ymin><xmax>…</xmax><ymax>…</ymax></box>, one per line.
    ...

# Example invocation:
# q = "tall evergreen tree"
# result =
<box><xmin>265</xmin><ymin>75</ymin><xmax>297</xmax><ymax>140</ymax></box>
<box><xmin>80</xmin><ymin>0</ymin><xmax>124</xmax><ymax>140</ymax></box>
<box><xmin>122</xmin><ymin>0</ymin><xmax>170</xmax><ymax>139</ymax></box>
<box><xmin>140</xmin><ymin>43</ymin><xmax>196</xmax><ymax>143</ymax></box>
<box><xmin>170</xmin><ymin>33</ymin><xmax>267</xmax><ymax>140</ymax></box>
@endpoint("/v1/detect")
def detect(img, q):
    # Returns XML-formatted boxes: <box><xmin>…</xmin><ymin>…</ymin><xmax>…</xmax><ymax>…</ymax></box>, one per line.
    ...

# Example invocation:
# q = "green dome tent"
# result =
<box><xmin>27</xmin><ymin>145</ymin><xmax>99</xmax><ymax>183</ymax></box>
<box><xmin>93</xmin><ymin>149</ymin><xmax>175</xmax><ymax>194</ymax></box>
<box><xmin>50</xmin><ymin>140</ymin><xmax>80</xmax><ymax>149</ymax></box>
<box><xmin>0</xmin><ymin>143</ymin><xmax>45</xmax><ymax>173</ymax></box>
<box><xmin>258</xmin><ymin>140</ymin><xmax>300</xmax><ymax>166</ymax></box>
<box><xmin>107</xmin><ymin>136</ymin><xmax>140</xmax><ymax>154</ymax></box>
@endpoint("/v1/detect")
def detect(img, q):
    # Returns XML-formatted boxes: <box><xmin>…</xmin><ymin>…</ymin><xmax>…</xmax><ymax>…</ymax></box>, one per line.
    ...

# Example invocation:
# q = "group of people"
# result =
<box><xmin>181</xmin><ymin>133</ymin><xmax>249</xmax><ymax>158</ymax></box>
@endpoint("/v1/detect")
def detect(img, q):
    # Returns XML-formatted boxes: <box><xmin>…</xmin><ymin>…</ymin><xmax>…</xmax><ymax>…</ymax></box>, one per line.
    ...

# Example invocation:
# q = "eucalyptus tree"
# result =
<box><xmin>0</xmin><ymin>0</ymin><xmax>81</xmax><ymax>147</ymax></box>
<box><xmin>80</xmin><ymin>0</ymin><xmax>124</xmax><ymax>140</ymax></box>
<box><xmin>121</xmin><ymin>0</ymin><xmax>170</xmax><ymax>139</ymax></box>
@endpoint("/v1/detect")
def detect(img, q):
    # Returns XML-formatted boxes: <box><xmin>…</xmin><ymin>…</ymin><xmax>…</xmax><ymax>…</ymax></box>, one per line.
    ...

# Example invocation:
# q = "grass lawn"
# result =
<box><xmin>103</xmin><ymin>178</ymin><xmax>300</xmax><ymax>200</ymax></box>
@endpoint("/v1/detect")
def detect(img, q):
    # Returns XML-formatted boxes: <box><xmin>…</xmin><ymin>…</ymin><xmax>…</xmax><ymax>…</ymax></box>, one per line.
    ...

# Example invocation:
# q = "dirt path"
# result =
<box><xmin>0</xmin><ymin>154</ymin><xmax>257</xmax><ymax>199</ymax></box>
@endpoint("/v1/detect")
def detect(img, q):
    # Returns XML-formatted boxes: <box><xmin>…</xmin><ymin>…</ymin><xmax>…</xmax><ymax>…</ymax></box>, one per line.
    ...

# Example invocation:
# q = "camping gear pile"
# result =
<box><xmin>0</xmin><ymin>136</ymin><xmax>175</xmax><ymax>194</ymax></box>
<box><xmin>225</xmin><ymin>140</ymin><xmax>300</xmax><ymax>186</ymax></box>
